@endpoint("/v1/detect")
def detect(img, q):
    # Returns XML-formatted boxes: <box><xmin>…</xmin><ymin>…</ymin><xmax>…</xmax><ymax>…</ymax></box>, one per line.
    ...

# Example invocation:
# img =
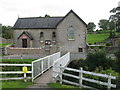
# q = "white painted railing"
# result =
<box><xmin>32</xmin><ymin>52</ymin><xmax>60</xmax><ymax>81</ymax></box>
<box><xmin>0</xmin><ymin>64</ymin><xmax>32</xmax><ymax>82</ymax></box>
<box><xmin>53</xmin><ymin>66</ymin><xmax>116</xmax><ymax>90</ymax></box>
<box><xmin>53</xmin><ymin>52</ymin><xmax>70</xmax><ymax>78</ymax></box>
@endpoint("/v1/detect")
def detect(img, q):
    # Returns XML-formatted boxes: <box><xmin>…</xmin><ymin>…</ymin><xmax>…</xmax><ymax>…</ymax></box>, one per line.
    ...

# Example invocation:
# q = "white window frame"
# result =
<box><xmin>67</xmin><ymin>26</ymin><xmax>75</xmax><ymax>40</ymax></box>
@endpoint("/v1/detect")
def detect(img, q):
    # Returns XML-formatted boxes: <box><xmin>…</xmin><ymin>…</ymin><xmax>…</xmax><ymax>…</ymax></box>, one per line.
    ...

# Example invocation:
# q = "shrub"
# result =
<box><xmin>86</xmin><ymin>50</ymin><xmax>113</xmax><ymax>71</ymax></box>
<box><xmin>114</xmin><ymin>40</ymin><xmax>120</xmax><ymax>72</ymax></box>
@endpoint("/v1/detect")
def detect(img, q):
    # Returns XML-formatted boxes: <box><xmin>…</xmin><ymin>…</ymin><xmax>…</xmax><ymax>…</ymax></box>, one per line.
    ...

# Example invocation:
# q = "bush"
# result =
<box><xmin>86</xmin><ymin>50</ymin><xmax>113</xmax><ymax>71</ymax></box>
<box><xmin>83</xmin><ymin>68</ymin><xmax>120</xmax><ymax>89</ymax></box>
<box><xmin>114</xmin><ymin>40</ymin><xmax>120</xmax><ymax>72</ymax></box>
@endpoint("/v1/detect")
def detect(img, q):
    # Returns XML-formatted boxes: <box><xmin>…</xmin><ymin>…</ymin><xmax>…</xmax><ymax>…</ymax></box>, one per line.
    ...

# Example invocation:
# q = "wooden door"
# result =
<box><xmin>22</xmin><ymin>39</ymin><xmax>27</xmax><ymax>48</ymax></box>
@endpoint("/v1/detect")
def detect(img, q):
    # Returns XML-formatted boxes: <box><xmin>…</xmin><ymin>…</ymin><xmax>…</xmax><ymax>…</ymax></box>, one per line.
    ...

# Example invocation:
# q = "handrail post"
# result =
<box><xmin>107</xmin><ymin>73</ymin><xmax>111</xmax><ymax>90</ymax></box>
<box><xmin>48</xmin><ymin>56</ymin><xmax>50</xmax><ymax>68</ymax></box>
<box><xmin>60</xmin><ymin>64</ymin><xmax>62</xmax><ymax>84</ymax></box>
<box><xmin>32</xmin><ymin>62</ymin><xmax>34</xmax><ymax>82</ymax></box>
<box><xmin>41</xmin><ymin>60</ymin><xmax>43</xmax><ymax>74</ymax></box>
<box><xmin>79</xmin><ymin>67</ymin><xmax>83</xmax><ymax>88</ymax></box>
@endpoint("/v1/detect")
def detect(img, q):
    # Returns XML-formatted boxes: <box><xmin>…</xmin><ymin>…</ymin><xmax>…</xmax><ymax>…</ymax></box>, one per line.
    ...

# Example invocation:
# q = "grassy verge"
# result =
<box><xmin>87</xmin><ymin>33</ymin><xmax>109</xmax><ymax>44</ymax></box>
<box><xmin>1</xmin><ymin>80</ymin><xmax>33</xmax><ymax>88</ymax></box>
<box><xmin>48</xmin><ymin>82</ymin><xmax>79</xmax><ymax>89</ymax></box>
<box><xmin>0</xmin><ymin>43</ymin><xmax>13</xmax><ymax>47</ymax></box>
<box><xmin>1</xmin><ymin>59</ymin><xmax>35</xmax><ymax>64</ymax></box>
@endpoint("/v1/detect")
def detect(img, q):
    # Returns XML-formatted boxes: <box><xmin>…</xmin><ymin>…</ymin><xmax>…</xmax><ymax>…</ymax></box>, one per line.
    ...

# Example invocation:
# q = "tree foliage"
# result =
<box><xmin>110</xmin><ymin>7</ymin><xmax>120</xmax><ymax>32</ymax></box>
<box><xmin>2</xmin><ymin>25</ymin><xmax>13</xmax><ymax>39</ymax></box>
<box><xmin>45</xmin><ymin>14</ymin><xmax>50</xmax><ymax>17</ymax></box>
<box><xmin>98</xmin><ymin>19</ymin><xmax>109</xmax><ymax>30</ymax></box>
<box><xmin>86</xmin><ymin>50</ymin><xmax>113</xmax><ymax>71</ymax></box>
<box><xmin>87</xmin><ymin>22</ymin><xmax>96</xmax><ymax>32</ymax></box>
<box><xmin>114</xmin><ymin>40</ymin><xmax>120</xmax><ymax>72</ymax></box>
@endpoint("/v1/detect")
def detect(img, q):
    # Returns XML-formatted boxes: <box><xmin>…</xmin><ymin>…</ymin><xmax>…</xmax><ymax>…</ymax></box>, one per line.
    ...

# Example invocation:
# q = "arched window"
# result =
<box><xmin>40</xmin><ymin>32</ymin><xmax>44</xmax><ymax>38</ymax></box>
<box><xmin>52</xmin><ymin>32</ymin><xmax>56</xmax><ymax>38</ymax></box>
<box><xmin>68</xmin><ymin>26</ymin><xmax>75</xmax><ymax>40</ymax></box>
<box><xmin>40</xmin><ymin>32</ymin><xmax>44</xmax><ymax>43</ymax></box>
<box><xmin>52</xmin><ymin>32</ymin><xmax>56</xmax><ymax>41</ymax></box>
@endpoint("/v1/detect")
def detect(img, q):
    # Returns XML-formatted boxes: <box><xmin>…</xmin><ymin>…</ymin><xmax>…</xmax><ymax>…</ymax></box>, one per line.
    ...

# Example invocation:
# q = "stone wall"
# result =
<box><xmin>14</xmin><ymin>29</ymin><xmax>56</xmax><ymax>48</ymax></box>
<box><xmin>5</xmin><ymin>46</ymin><xmax>58</xmax><ymax>55</ymax></box>
<box><xmin>57</xmin><ymin>12</ymin><xmax>87</xmax><ymax>53</ymax></box>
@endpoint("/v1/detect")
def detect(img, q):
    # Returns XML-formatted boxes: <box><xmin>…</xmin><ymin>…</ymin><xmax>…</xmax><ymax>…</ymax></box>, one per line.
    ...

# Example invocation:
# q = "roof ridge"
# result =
<box><xmin>19</xmin><ymin>16</ymin><xmax>63</xmax><ymax>19</ymax></box>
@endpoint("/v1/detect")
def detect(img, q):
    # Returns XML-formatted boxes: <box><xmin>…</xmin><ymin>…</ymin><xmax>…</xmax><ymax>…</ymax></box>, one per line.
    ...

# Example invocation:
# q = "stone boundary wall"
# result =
<box><xmin>0</xmin><ymin>38</ymin><xmax>13</xmax><ymax>44</ymax></box>
<box><xmin>5</xmin><ymin>46</ymin><xmax>58</xmax><ymax>55</ymax></box>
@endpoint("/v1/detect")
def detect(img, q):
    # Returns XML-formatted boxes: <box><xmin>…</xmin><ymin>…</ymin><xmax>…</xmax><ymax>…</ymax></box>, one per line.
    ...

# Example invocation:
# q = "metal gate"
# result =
<box><xmin>32</xmin><ymin>52</ymin><xmax>60</xmax><ymax>81</ymax></box>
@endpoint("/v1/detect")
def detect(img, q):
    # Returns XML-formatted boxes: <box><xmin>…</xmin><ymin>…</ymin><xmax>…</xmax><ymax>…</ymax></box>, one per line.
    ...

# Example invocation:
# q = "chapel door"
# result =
<box><xmin>22</xmin><ymin>39</ymin><xmax>27</xmax><ymax>48</ymax></box>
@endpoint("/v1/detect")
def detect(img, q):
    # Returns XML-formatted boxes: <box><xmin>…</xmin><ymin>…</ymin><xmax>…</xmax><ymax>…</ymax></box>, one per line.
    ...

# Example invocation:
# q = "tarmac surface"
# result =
<box><xmin>27</xmin><ymin>69</ymin><xmax>54</xmax><ymax>89</ymax></box>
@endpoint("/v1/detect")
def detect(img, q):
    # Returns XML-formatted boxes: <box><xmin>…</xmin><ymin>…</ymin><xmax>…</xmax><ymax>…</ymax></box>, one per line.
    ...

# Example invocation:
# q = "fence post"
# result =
<box><xmin>32</xmin><ymin>62</ymin><xmax>34</xmax><ymax>82</ymax></box>
<box><xmin>24</xmin><ymin>73</ymin><xmax>27</xmax><ymax>82</ymax></box>
<box><xmin>48</xmin><ymin>57</ymin><xmax>50</xmax><ymax>68</ymax></box>
<box><xmin>79</xmin><ymin>67</ymin><xmax>83</xmax><ymax>88</ymax></box>
<box><xmin>41</xmin><ymin>60</ymin><xmax>43</xmax><ymax>74</ymax></box>
<box><xmin>60</xmin><ymin>64</ymin><xmax>62</xmax><ymax>84</ymax></box>
<box><xmin>107</xmin><ymin>73</ymin><xmax>111</xmax><ymax>90</ymax></box>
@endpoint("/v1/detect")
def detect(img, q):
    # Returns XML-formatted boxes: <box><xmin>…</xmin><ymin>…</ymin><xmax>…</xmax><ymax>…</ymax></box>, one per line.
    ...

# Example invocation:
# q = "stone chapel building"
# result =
<box><xmin>13</xmin><ymin>10</ymin><xmax>87</xmax><ymax>54</ymax></box>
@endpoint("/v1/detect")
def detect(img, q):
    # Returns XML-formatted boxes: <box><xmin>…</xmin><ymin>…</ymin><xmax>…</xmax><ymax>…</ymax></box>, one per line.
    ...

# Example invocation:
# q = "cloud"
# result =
<box><xmin>0</xmin><ymin>0</ymin><xmax>120</xmax><ymax>26</ymax></box>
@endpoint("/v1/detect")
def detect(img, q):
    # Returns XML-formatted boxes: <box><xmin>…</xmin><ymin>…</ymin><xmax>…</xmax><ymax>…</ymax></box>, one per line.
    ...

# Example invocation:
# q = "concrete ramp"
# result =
<box><xmin>28</xmin><ymin>69</ymin><xmax>54</xmax><ymax>88</ymax></box>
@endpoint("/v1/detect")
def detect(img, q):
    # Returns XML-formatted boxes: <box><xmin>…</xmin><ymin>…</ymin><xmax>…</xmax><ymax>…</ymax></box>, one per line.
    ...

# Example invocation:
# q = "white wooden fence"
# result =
<box><xmin>32</xmin><ymin>52</ymin><xmax>60</xmax><ymax>81</ymax></box>
<box><xmin>0</xmin><ymin>64</ymin><xmax>32</xmax><ymax>82</ymax></box>
<box><xmin>53</xmin><ymin>66</ymin><xmax>116</xmax><ymax>90</ymax></box>
<box><xmin>53</xmin><ymin>52</ymin><xmax>70</xmax><ymax>78</ymax></box>
<box><xmin>0</xmin><ymin>52</ymin><xmax>61</xmax><ymax>82</ymax></box>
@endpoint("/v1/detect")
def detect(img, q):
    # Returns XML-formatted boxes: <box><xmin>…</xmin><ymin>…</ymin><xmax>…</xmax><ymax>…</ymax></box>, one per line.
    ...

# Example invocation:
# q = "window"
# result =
<box><xmin>52</xmin><ymin>32</ymin><xmax>56</xmax><ymax>41</ymax></box>
<box><xmin>68</xmin><ymin>26</ymin><xmax>75</xmax><ymax>40</ymax></box>
<box><xmin>78</xmin><ymin>48</ymin><xmax>83</xmax><ymax>52</ymax></box>
<box><xmin>40</xmin><ymin>32</ymin><xmax>44</xmax><ymax>38</ymax></box>
<box><xmin>52</xmin><ymin>32</ymin><xmax>56</xmax><ymax>38</ymax></box>
<box><xmin>40</xmin><ymin>32</ymin><xmax>44</xmax><ymax>42</ymax></box>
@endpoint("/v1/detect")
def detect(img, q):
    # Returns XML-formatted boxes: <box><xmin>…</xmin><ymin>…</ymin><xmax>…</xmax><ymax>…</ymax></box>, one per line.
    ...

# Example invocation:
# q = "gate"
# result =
<box><xmin>32</xmin><ymin>52</ymin><xmax>60</xmax><ymax>81</ymax></box>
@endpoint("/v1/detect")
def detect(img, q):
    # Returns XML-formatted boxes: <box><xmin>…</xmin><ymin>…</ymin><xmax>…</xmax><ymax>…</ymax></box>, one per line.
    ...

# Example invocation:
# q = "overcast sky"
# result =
<box><xmin>0</xmin><ymin>0</ymin><xmax>120</xmax><ymax>27</ymax></box>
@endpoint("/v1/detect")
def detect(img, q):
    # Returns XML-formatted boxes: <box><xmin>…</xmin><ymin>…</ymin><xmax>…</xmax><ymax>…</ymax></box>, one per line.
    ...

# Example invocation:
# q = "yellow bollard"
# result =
<box><xmin>22</xmin><ymin>66</ymin><xmax>28</xmax><ymax>73</ymax></box>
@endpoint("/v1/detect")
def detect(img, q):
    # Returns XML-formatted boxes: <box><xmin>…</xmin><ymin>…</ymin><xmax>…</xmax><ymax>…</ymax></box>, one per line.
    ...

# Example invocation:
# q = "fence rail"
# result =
<box><xmin>0</xmin><ymin>64</ymin><xmax>32</xmax><ymax>82</ymax></box>
<box><xmin>53</xmin><ymin>66</ymin><xmax>116</xmax><ymax>90</ymax></box>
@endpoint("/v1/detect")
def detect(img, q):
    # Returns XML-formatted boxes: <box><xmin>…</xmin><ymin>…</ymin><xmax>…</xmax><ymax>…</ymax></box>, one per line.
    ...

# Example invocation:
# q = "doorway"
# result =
<box><xmin>22</xmin><ymin>39</ymin><xmax>27</xmax><ymax>48</ymax></box>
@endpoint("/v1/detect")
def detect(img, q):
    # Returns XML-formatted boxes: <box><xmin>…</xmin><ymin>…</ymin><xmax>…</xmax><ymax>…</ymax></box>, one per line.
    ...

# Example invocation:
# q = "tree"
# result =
<box><xmin>2</xmin><ymin>25</ymin><xmax>13</xmax><ymax>39</ymax></box>
<box><xmin>110</xmin><ymin>7</ymin><xmax>120</xmax><ymax>32</ymax></box>
<box><xmin>109</xmin><ymin>21</ymin><xmax>115</xmax><ymax>38</ymax></box>
<box><xmin>98</xmin><ymin>19</ymin><xmax>109</xmax><ymax>30</ymax></box>
<box><xmin>109</xmin><ymin>21</ymin><xmax>115</xmax><ymax>30</ymax></box>
<box><xmin>114</xmin><ymin>40</ymin><xmax>120</xmax><ymax>72</ymax></box>
<box><xmin>87</xmin><ymin>22</ymin><xmax>96</xmax><ymax>32</ymax></box>
<box><xmin>44</xmin><ymin>14</ymin><xmax>50</xmax><ymax>17</ymax></box>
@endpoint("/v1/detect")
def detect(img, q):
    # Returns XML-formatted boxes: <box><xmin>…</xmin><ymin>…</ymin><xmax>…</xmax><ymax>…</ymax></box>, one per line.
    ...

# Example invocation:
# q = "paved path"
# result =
<box><xmin>27</xmin><ymin>68</ymin><xmax>55</xmax><ymax>89</ymax></box>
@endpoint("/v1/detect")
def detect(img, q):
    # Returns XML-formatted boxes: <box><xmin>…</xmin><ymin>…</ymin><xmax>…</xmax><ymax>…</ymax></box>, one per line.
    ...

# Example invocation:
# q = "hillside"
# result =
<box><xmin>87</xmin><ymin>33</ymin><xmax>109</xmax><ymax>44</ymax></box>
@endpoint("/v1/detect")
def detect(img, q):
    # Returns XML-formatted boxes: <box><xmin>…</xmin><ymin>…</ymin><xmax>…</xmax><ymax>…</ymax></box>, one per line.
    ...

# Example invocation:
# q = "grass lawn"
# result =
<box><xmin>87</xmin><ymin>33</ymin><xmax>109</xmax><ymax>44</ymax></box>
<box><xmin>0</xmin><ymin>43</ymin><xmax>13</xmax><ymax>47</ymax></box>
<box><xmin>1</xmin><ymin>80</ymin><xmax>33</xmax><ymax>88</ymax></box>
<box><xmin>1</xmin><ymin>59</ymin><xmax>35</xmax><ymax>64</ymax></box>
<box><xmin>48</xmin><ymin>82</ymin><xmax>80</xmax><ymax>89</ymax></box>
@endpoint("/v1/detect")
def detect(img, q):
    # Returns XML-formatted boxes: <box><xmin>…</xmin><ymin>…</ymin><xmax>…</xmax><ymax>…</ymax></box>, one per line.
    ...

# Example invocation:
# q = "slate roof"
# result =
<box><xmin>13</xmin><ymin>10</ymin><xmax>87</xmax><ymax>29</ymax></box>
<box><xmin>14</xmin><ymin>17</ymin><xmax>63</xmax><ymax>29</ymax></box>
